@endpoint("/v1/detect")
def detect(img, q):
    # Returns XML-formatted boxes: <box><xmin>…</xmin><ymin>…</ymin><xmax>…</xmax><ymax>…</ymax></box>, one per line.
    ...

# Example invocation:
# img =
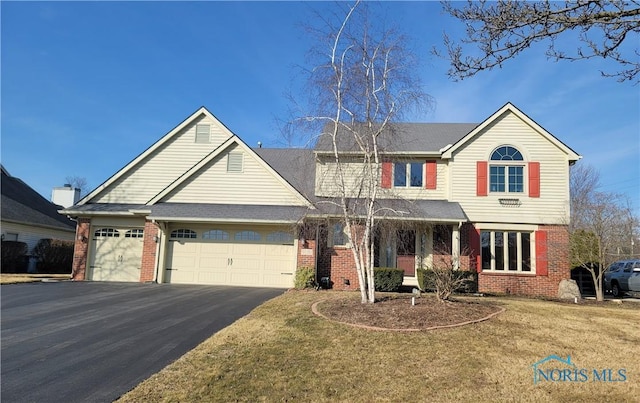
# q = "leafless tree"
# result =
<box><xmin>65</xmin><ymin>176</ymin><xmax>89</xmax><ymax>197</ymax></box>
<box><xmin>569</xmin><ymin>163</ymin><xmax>638</xmax><ymax>301</ymax></box>
<box><xmin>292</xmin><ymin>1</ymin><xmax>430</xmax><ymax>303</ymax></box>
<box><xmin>436</xmin><ymin>1</ymin><xmax>640</xmax><ymax>83</ymax></box>
<box><xmin>430</xmin><ymin>246</ymin><xmax>474</xmax><ymax>302</ymax></box>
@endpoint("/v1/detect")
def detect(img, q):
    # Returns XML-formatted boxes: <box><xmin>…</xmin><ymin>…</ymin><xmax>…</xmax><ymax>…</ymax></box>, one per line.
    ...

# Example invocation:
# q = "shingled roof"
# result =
<box><xmin>1</xmin><ymin>167</ymin><xmax>75</xmax><ymax>231</ymax></box>
<box><xmin>253</xmin><ymin>147</ymin><xmax>317</xmax><ymax>200</ymax></box>
<box><xmin>313</xmin><ymin>122</ymin><xmax>478</xmax><ymax>153</ymax></box>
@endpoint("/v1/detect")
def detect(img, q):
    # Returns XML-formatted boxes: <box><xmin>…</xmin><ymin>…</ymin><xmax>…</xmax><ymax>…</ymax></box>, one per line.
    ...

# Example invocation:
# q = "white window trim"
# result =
<box><xmin>329</xmin><ymin>222</ymin><xmax>349</xmax><ymax>248</ymax></box>
<box><xmin>481</xmin><ymin>229</ymin><xmax>535</xmax><ymax>274</ymax></box>
<box><xmin>227</xmin><ymin>152</ymin><xmax>244</xmax><ymax>173</ymax></box>
<box><xmin>394</xmin><ymin>161</ymin><xmax>424</xmax><ymax>188</ymax></box>
<box><xmin>489</xmin><ymin>163</ymin><xmax>526</xmax><ymax>194</ymax></box>
<box><xmin>195</xmin><ymin>124</ymin><xmax>211</xmax><ymax>144</ymax></box>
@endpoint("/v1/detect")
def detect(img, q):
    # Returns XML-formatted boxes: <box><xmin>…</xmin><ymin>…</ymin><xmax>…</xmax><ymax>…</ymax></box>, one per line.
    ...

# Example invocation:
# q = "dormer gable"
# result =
<box><xmin>148</xmin><ymin>136</ymin><xmax>311</xmax><ymax>207</ymax></box>
<box><xmin>79</xmin><ymin>107</ymin><xmax>235</xmax><ymax>205</ymax></box>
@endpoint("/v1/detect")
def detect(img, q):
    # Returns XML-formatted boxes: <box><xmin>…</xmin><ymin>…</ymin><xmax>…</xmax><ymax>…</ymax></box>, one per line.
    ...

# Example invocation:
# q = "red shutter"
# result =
<box><xmin>381</xmin><ymin>161</ymin><xmax>392</xmax><ymax>189</ymax></box>
<box><xmin>425</xmin><ymin>160</ymin><xmax>437</xmax><ymax>189</ymax></box>
<box><xmin>476</xmin><ymin>161</ymin><xmax>488</xmax><ymax>196</ymax></box>
<box><xmin>529</xmin><ymin>162</ymin><xmax>540</xmax><ymax>198</ymax></box>
<box><xmin>535</xmin><ymin>230</ymin><xmax>548</xmax><ymax>276</ymax></box>
<box><xmin>468</xmin><ymin>225</ymin><xmax>481</xmax><ymax>273</ymax></box>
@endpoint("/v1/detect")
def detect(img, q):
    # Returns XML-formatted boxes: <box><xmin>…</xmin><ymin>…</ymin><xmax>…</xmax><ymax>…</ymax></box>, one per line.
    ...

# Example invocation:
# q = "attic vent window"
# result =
<box><xmin>195</xmin><ymin>124</ymin><xmax>211</xmax><ymax>143</ymax></box>
<box><xmin>227</xmin><ymin>152</ymin><xmax>243</xmax><ymax>173</ymax></box>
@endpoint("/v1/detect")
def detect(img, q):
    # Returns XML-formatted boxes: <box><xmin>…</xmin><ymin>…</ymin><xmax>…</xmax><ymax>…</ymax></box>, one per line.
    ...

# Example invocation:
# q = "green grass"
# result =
<box><xmin>118</xmin><ymin>291</ymin><xmax>640</xmax><ymax>402</ymax></box>
<box><xmin>0</xmin><ymin>273</ymin><xmax>70</xmax><ymax>284</ymax></box>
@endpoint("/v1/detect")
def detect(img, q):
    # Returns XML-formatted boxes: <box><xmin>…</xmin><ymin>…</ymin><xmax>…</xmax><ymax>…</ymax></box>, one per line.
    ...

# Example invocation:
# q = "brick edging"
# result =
<box><xmin>311</xmin><ymin>299</ymin><xmax>506</xmax><ymax>332</ymax></box>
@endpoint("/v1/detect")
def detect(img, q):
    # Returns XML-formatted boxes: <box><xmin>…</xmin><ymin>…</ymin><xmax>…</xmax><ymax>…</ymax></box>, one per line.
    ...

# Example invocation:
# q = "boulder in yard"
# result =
<box><xmin>557</xmin><ymin>279</ymin><xmax>581</xmax><ymax>300</ymax></box>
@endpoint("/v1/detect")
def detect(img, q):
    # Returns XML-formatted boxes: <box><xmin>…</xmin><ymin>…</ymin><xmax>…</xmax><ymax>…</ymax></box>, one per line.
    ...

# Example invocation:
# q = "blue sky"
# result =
<box><xmin>2</xmin><ymin>1</ymin><xmax>638</xmax><ymax>214</ymax></box>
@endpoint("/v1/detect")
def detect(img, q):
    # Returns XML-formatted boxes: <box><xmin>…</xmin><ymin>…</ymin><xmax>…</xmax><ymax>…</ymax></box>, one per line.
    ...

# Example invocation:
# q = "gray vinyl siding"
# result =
<box><xmin>449</xmin><ymin>111</ymin><xmax>571</xmax><ymax>225</ymax></box>
<box><xmin>162</xmin><ymin>144</ymin><xmax>307</xmax><ymax>206</ymax></box>
<box><xmin>93</xmin><ymin>115</ymin><xmax>230</xmax><ymax>204</ymax></box>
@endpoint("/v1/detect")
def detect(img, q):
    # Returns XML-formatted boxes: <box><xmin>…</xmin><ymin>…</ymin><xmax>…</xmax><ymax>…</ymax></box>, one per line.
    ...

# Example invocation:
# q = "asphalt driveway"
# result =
<box><xmin>1</xmin><ymin>281</ymin><xmax>284</xmax><ymax>402</ymax></box>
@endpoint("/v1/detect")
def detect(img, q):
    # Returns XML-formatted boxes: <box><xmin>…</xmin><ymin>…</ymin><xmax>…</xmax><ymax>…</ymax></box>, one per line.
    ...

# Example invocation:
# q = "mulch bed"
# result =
<box><xmin>315</xmin><ymin>295</ymin><xmax>503</xmax><ymax>331</ymax></box>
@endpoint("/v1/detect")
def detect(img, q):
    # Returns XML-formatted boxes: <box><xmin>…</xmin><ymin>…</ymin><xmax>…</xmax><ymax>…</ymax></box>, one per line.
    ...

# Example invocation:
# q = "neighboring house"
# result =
<box><xmin>1</xmin><ymin>166</ymin><xmax>76</xmax><ymax>269</ymax></box>
<box><xmin>60</xmin><ymin>103</ymin><xmax>580</xmax><ymax>297</ymax></box>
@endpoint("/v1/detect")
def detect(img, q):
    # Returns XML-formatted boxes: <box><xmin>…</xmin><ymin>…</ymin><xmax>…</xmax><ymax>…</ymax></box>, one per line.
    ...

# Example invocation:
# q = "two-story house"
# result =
<box><xmin>60</xmin><ymin>103</ymin><xmax>580</xmax><ymax>297</ymax></box>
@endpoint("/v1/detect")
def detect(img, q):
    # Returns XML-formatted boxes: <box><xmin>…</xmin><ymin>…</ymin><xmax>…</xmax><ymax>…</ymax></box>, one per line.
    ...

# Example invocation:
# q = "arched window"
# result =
<box><xmin>94</xmin><ymin>228</ymin><xmax>119</xmax><ymax>238</ymax></box>
<box><xmin>489</xmin><ymin>146</ymin><xmax>524</xmax><ymax>193</ymax></box>
<box><xmin>490</xmin><ymin>146</ymin><xmax>523</xmax><ymax>161</ymax></box>
<box><xmin>266</xmin><ymin>231</ymin><xmax>293</xmax><ymax>244</ymax></box>
<box><xmin>202</xmin><ymin>229</ymin><xmax>229</xmax><ymax>240</ymax></box>
<box><xmin>170</xmin><ymin>229</ymin><xmax>197</xmax><ymax>239</ymax></box>
<box><xmin>234</xmin><ymin>230</ymin><xmax>261</xmax><ymax>241</ymax></box>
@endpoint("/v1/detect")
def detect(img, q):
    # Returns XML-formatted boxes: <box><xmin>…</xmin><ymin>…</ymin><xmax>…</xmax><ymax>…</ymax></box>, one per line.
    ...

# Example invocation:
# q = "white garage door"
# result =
<box><xmin>165</xmin><ymin>226</ymin><xmax>295</xmax><ymax>288</ymax></box>
<box><xmin>89</xmin><ymin>228</ymin><xmax>144</xmax><ymax>282</ymax></box>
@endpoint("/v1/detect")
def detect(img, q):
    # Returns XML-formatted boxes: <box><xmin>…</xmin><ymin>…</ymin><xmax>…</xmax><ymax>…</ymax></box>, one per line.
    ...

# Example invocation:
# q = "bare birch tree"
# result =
<box><xmin>292</xmin><ymin>1</ymin><xmax>430</xmax><ymax>303</ymax></box>
<box><xmin>437</xmin><ymin>1</ymin><xmax>640</xmax><ymax>83</ymax></box>
<box><xmin>569</xmin><ymin>163</ymin><xmax>638</xmax><ymax>300</ymax></box>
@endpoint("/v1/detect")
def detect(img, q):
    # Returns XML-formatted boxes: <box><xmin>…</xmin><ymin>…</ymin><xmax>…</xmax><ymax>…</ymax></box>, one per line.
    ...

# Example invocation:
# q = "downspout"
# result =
<box><xmin>152</xmin><ymin>220</ymin><xmax>165</xmax><ymax>283</ymax></box>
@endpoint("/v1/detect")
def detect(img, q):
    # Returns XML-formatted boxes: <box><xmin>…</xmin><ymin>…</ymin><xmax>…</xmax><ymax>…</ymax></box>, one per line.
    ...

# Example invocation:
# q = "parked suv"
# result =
<box><xmin>604</xmin><ymin>259</ymin><xmax>640</xmax><ymax>297</ymax></box>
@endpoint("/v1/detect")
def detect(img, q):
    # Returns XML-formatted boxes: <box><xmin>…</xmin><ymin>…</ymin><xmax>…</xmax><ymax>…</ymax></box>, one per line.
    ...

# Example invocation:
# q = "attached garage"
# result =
<box><xmin>164</xmin><ymin>225</ymin><xmax>296</xmax><ymax>288</ymax></box>
<box><xmin>89</xmin><ymin>227</ymin><xmax>144</xmax><ymax>282</ymax></box>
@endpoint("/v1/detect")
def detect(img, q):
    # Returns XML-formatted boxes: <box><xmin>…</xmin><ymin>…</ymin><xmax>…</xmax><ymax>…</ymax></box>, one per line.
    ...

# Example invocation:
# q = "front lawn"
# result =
<box><xmin>119</xmin><ymin>291</ymin><xmax>640</xmax><ymax>402</ymax></box>
<box><xmin>0</xmin><ymin>273</ymin><xmax>70</xmax><ymax>284</ymax></box>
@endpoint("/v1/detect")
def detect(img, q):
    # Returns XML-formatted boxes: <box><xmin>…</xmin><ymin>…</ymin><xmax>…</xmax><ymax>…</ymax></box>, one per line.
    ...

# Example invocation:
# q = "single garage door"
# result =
<box><xmin>89</xmin><ymin>227</ymin><xmax>144</xmax><ymax>282</ymax></box>
<box><xmin>165</xmin><ymin>226</ymin><xmax>295</xmax><ymax>288</ymax></box>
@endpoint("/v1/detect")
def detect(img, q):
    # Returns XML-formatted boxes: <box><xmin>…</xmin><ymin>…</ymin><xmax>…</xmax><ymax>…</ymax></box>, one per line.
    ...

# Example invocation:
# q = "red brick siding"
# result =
<box><xmin>71</xmin><ymin>218</ymin><xmax>90</xmax><ymax>281</ymax></box>
<box><xmin>297</xmin><ymin>238</ymin><xmax>316</xmax><ymax>269</ymax></box>
<box><xmin>476</xmin><ymin>225</ymin><xmax>570</xmax><ymax>297</ymax></box>
<box><xmin>313</xmin><ymin>221</ymin><xmax>570</xmax><ymax>298</ymax></box>
<box><xmin>316</xmin><ymin>223</ymin><xmax>361</xmax><ymax>290</ymax></box>
<box><xmin>140</xmin><ymin>221</ymin><xmax>159</xmax><ymax>282</ymax></box>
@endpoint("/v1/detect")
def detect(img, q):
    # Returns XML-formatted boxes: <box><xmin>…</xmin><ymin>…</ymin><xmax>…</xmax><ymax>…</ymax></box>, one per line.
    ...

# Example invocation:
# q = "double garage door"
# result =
<box><xmin>165</xmin><ymin>225</ymin><xmax>296</xmax><ymax>288</ymax></box>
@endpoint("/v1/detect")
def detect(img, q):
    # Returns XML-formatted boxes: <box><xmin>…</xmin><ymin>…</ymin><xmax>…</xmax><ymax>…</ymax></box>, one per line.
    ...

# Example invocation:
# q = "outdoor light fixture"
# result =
<box><xmin>77</xmin><ymin>235</ymin><xmax>87</xmax><ymax>242</ymax></box>
<box><xmin>153</xmin><ymin>235</ymin><xmax>160</xmax><ymax>243</ymax></box>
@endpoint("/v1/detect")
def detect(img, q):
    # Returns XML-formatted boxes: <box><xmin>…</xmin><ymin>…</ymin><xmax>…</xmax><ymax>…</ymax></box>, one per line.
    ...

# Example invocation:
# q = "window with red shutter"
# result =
<box><xmin>479</xmin><ymin>230</ymin><xmax>532</xmax><ymax>272</ymax></box>
<box><xmin>381</xmin><ymin>161</ymin><xmax>392</xmax><ymax>189</ymax></box>
<box><xmin>477</xmin><ymin>161</ymin><xmax>488</xmax><ymax>196</ymax></box>
<box><xmin>425</xmin><ymin>160</ymin><xmax>437</xmax><ymax>189</ymax></box>
<box><xmin>535</xmin><ymin>231</ymin><xmax>548</xmax><ymax>276</ymax></box>
<box><xmin>529</xmin><ymin>162</ymin><xmax>540</xmax><ymax>198</ymax></box>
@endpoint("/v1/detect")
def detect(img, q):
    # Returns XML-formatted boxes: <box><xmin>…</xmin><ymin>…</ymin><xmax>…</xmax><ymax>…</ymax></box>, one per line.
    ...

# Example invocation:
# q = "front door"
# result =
<box><xmin>396</xmin><ymin>229</ymin><xmax>415</xmax><ymax>276</ymax></box>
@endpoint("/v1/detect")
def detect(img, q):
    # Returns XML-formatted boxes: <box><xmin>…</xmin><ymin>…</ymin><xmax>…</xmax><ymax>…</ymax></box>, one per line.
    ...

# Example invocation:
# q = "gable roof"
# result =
<box><xmin>314</xmin><ymin>122</ymin><xmax>478</xmax><ymax>154</ymax></box>
<box><xmin>78</xmin><ymin>106</ymin><xmax>234</xmax><ymax>205</ymax></box>
<box><xmin>146</xmin><ymin>136</ymin><xmax>312</xmax><ymax>206</ymax></box>
<box><xmin>442</xmin><ymin>102</ymin><xmax>581</xmax><ymax>161</ymax></box>
<box><xmin>1</xmin><ymin>168</ymin><xmax>75</xmax><ymax>231</ymax></box>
